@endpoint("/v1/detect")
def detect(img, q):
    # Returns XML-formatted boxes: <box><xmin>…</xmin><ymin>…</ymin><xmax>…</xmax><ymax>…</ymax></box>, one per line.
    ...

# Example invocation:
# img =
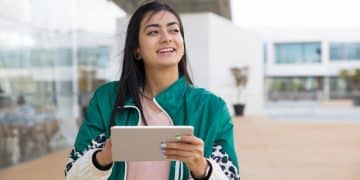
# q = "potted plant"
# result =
<box><xmin>339</xmin><ymin>68</ymin><xmax>360</xmax><ymax>106</ymax></box>
<box><xmin>230</xmin><ymin>66</ymin><xmax>249</xmax><ymax>116</ymax></box>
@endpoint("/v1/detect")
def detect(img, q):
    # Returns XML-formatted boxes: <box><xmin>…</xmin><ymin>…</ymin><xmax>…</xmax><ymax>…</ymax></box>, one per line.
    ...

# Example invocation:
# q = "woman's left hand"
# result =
<box><xmin>163</xmin><ymin>135</ymin><xmax>208</xmax><ymax>177</ymax></box>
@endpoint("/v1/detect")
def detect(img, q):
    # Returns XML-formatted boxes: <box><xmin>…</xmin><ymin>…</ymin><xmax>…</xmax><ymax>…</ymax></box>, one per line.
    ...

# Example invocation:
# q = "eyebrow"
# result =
<box><xmin>144</xmin><ymin>22</ymin><xmax>179</xmax><ymax>31</ymax></box>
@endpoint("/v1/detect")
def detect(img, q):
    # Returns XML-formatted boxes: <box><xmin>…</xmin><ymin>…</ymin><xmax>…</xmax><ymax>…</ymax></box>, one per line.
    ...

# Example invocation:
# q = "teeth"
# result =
<box><xmin>158</xmin><ymin>48</ymin><xmax>174</xmax><ymax>53</ymax></box>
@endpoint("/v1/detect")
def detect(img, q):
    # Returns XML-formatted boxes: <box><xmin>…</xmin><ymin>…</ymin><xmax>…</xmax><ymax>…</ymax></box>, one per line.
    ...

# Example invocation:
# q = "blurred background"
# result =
<box><xmin>0</xmin><ymin>0</ymin><xmax>359</xmax><ymax>179</ymax></box>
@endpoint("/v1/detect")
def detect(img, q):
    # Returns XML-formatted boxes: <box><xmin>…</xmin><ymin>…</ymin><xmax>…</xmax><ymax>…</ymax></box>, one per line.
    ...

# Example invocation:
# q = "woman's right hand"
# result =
<box><xmin>96</xmin><ymin>138</ymin><xmax>113</xmax><ymax>166</ymax></box>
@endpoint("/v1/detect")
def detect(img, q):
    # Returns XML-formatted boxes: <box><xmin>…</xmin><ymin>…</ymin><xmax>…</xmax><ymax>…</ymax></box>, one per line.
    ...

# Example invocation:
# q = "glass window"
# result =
<box><xmin>78</xmin><ymin>46</ymin><xmax>110</xmax><ymax>67</ymax></box>
<box><xmin>0</xmin><ymin>0</ymin><xmax>121</xmax><ymax>171</ymax></box>
<box><xmin>275</xmin><ymin>42</ymin><xmax>321</xmax><ymax>64</ymax></box>
<box><xmin>0</xmin><ymin>48</ymin><xmax>31</xmax><ymax>68</ymax></box>
<box><xmin>30</xmin><ymin>48</ymin><xmax>55</xmax><ymax>67</ymax></box>
<box><xmin>55</xmin><ymin>48</ymin><xmax>72</xmax><ymax>66</ymax></box>
<box><xmin>330</xmin><ymin>43</ymin><xmax>346</xmax><ymax>60</ymax></box>
<box><xmin>330</xmin><ymin>42</ymin><xmax>360</xmax><ymax>60</ymax></box>
<box><xmin>266</xmin><ymin>76</ymin><xmax>323</xmax><ymax>101</ymax></box>
<box><xmin>304</xmin><ymin>43</ymin><xmax>321</xmax><ymax>63</ymax></box>
<box><xmin>329</xmin><ymin>77</ymin><xmax>352</xmax><ymax>98</ymax></box>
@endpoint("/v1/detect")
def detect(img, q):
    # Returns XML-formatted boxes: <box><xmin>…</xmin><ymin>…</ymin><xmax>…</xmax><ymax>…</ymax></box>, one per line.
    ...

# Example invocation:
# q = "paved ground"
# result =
<box><xmin>265</xmin><ymin>100</ymin><xmax>360</xmax><ymax>122</ymax></box>
<box><xmin>0</xmin><ymin>148</ymin><xmax>69</xmax><ymax>180</ymax></box>
<box><xmin>235</xmin><ymin>117</ymin><xmax>360</xmax><ymax>180</ymax></box>
<box><xmin>1</xmin><ymin>116</ymin><xmax>359</xmax><ymax>180</ymax></box>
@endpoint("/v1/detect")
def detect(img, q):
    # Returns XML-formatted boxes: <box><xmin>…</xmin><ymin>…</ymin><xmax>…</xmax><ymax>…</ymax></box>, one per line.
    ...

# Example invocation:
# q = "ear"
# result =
<box><xmin>134</xmin><ymin>48</ymin><xmax>142</xmax><ymax>60</ymax></box>
<box><xmin>136</xmin><ymin>47</ymin><xmax>141</xmax><ymax>55</ymax></box>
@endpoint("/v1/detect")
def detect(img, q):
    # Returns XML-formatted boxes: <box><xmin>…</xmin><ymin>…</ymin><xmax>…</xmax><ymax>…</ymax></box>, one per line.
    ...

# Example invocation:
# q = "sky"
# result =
<box><xmin>74</xmin><ymin>0</ymin><xmax>360</xmax><ymax>32</ymax></box>
<box><xmin>231</xmin><ymin>0</ymin><xmax>360</xmax><ymax>29</ymax></box>
<box><xmin>2</xmin><ymin>0</ymin><xmax>359</xmax><ymax>34</ymax></box>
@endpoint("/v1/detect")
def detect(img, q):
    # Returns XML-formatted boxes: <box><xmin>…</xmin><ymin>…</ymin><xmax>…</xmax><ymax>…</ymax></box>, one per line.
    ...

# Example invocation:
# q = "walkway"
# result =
<box><xmin>0</xmin><ymin>116</ymin><xmax>359</xmax><ymax>180</ymax></box>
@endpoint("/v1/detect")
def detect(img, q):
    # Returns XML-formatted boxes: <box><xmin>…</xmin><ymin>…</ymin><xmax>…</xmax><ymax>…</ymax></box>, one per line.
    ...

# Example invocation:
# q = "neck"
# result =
<box><xmin>143</xmin><ymin>67</ymin><xmax>179</xmax><ymax>97</ymax></box>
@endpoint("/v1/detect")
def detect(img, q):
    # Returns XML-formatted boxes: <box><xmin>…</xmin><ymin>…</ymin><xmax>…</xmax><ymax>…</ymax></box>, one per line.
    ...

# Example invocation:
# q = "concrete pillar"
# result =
<box><xmin>323</xmin><ymin>76</ymin><xmax>330</xmax><ymax>100</ymax></box>
<box><xmin>322</xmin><ymin>41</ymin><xmax>330</xmax><ymax>101</ymax></box>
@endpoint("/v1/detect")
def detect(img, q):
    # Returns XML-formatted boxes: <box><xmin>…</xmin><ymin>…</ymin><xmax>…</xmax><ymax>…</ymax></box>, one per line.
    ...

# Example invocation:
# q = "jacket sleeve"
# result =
<box><xmin>66</xmin><ymin>148</ymin><xmax>113</xmax><ymax>180</ymax></box>
<box><xmin>211</xmin><ymin>98</ymin><xmax>240</xmax><ymax>179</ymax></box>
<box><xmin>188</xmin><ymin>158</ymin><xmax>228</xmax><ymax>180</ymax></box>
<box><xmin>64</xmin><ymin>92</ymin><xmax>112</xmax><ymax>179</ymax></box>
<box><xmin>209</xmin><ymin>144</ymin><xmax>240</xmax><ymax>179</ymax></box>
<box><xmin>188</xmin><ymin>144</ymin><xmax>240</xmax><ymax>180</ymax></box>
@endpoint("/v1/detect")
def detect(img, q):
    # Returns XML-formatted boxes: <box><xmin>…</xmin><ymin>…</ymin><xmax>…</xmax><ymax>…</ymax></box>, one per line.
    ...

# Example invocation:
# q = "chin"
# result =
<box><xmin>156</xmin><ymin>60</ymin><xmax>179</xmax><ymax>68</ymax></box>
<box><xmin>158</xmin><ymin>57</ymin><xmax>181</xmax><ymax>64</ymax></box>
<box><xmin>160</xmin><ymin>62</ymin><xmax>179</xmax><ymax>68</ymax></box>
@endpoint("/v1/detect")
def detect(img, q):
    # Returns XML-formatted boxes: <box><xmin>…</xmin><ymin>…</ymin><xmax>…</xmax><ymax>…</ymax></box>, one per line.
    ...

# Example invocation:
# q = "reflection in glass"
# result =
<box><xmin>330</xmin><ymin>42</ymin><xmax>360</xmax><ymax>60</ymax></box>
<box><xmin>266</xmin><ymin>77</ymin><xmax>323</xmax><ymax>101</ymax></box>
<box><xmin>0</xmin><ymin>0</ymin><xmax>119</xmax><ymax>170</ymax></box>
<box><xmin>275</xmin><ymin>42</ymin><xmax>321</xmax><ymax>64</ymax></box>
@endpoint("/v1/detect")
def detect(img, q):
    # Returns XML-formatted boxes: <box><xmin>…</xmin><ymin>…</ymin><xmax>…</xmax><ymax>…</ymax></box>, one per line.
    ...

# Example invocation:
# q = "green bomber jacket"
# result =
<box><xmin>71</xmin><ymin>76</ymin><xmax>239</xmax><ymax>180</ymax></box>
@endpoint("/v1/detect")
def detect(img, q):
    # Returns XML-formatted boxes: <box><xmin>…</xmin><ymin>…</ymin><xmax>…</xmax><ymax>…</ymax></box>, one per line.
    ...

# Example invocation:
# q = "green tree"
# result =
<box><xmin>339</xmin><ymin>68</ymin><xmax>360</xmax><ymax>91</ymax></box>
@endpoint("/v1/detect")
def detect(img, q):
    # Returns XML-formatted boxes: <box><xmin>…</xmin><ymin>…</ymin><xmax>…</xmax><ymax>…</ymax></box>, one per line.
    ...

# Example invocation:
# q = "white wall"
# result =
<box><xmin>181</xmin><ymin>14</ymin><xmax>210</xmax><ymax>89</ymax></box>
<box><xmin>179</xmin><ymin>13</ymin><xmax>264</xmax><ymax>116</ymax></box>
<box><xmin>207</xmin><ymin>13</ymin><xmax>263</xmax><ymax>115</ymax></box>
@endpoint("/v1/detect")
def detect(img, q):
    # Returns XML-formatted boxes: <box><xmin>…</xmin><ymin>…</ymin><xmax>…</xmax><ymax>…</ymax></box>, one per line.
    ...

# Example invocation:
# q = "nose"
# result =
<box><xmin>160</xmin><ymin>30</ymin><xmax>172</xmax><ymax>44</ymax></box>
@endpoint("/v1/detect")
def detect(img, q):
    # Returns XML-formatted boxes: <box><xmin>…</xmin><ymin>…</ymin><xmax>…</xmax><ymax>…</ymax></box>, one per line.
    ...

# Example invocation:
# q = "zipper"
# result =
<box><xmin>122</xmin><ymin>105</ymin><xmax>142</xmax><ymax>126</ymax></box>
<box><xmin>122</xmin><ymin>102</ymin><xmax>183</xmax><ymax>180</ymax></box>
<box><xmin>175</xmin><ymin>161</ymin><xmax>180</xmax><ymax>180</ymax></box>
<box><xmin>118</xmin><ymin>105</ymin><xmax>142</xmax><ymax>180</ymax></box>
<box><xmin>180</xmin><ymin>161</ymin><xmax>183</xmax><ymax>180</ymax></box>
<box><xmin>153</xmin><ymin>98</ymin><xmax>183</xmax><ymax>180</ymax></box>
<box><xmin>152</xmin><ymin>98</ymin><xmax>174</xmax><ymax>126</ymax></box>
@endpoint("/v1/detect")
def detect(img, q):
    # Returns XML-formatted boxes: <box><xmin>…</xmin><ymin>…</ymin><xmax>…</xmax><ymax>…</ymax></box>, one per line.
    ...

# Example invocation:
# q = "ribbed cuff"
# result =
<box><xmin>191</xmin><ymin>159</ymin><xmax>212</xmax><ymax>180</ymax></box>
<box><xmin>92</xmin><ymin>149</ymin><xmax>113</xmax><ymax>171</ymax></box>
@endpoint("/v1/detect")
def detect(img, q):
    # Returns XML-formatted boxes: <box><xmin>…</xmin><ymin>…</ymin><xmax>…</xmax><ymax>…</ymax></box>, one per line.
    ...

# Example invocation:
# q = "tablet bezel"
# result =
<box><xmin>110</xmin><ymin>126</ymin><xmax>194</xmax><ymax>161</ymax></box>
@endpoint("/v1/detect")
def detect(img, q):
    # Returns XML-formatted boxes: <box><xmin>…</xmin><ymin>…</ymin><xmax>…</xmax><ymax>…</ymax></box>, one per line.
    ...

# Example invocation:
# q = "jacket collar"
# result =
<box><xmin>154</xmin><ymin>76</ymin><xmax>189</xmax><ymax>116</ymax></box>
<box><xmin>124</xmin><ymin>75</ymin><xmax>189</xmax><ymax>111</ymax></box>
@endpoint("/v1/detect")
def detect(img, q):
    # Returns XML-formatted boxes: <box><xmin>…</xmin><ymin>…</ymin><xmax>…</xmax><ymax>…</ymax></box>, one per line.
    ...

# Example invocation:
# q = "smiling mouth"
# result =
<box><xmin>156</xmin><ymin>48</ymin><xmax>176</xmax><ymax>54</ymax></box>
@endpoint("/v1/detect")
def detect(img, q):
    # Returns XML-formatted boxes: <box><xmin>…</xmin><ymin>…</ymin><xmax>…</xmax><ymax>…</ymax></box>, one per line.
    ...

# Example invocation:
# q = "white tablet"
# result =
<box><xmin>110</xmin><ymin>126</ymin><xmax>194</xmax><ymax>161</ymax></box>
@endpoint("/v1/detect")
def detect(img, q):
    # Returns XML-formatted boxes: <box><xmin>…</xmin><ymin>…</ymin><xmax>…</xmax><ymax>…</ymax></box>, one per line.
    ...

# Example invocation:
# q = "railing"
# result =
<box><xmin>268</xmin><ymin>91</ymin><xmax>355</xmax><ymax>101</ymax></box>
<box><xmin>267</xmin><ymin>91</ymin><xmax>320</xmax><ymax>101</ymax></box>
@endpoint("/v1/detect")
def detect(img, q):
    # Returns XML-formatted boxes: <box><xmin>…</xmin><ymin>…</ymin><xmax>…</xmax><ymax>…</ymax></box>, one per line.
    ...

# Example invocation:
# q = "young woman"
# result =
<box><xmin>65</xmin><ymin>1</ymin><xmax>240</xmax><ymax>180</ymax></box>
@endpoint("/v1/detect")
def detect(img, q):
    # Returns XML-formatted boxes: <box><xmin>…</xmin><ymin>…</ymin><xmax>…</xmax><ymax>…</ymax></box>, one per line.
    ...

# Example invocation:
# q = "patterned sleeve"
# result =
<box><xmin>210</xmin><ymin>144</ymin><xmax>240</xmax><ymax>180</ymax></box>
<box><xmin>64</xmin><ymin>132</ymin><xmax>107</xmax><ymax>176</ymax></box>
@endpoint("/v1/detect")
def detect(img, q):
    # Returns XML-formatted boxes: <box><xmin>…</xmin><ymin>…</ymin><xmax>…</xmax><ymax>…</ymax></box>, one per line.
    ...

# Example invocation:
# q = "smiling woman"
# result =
<box><xmin>64</xmin><ymin>1</ymin><xmax>240</xmax><ymax>180</ymax></box>
<box><xmin>137</xmin><ymin>10</ymin><xmax>185</xmax><ymax>71</ymax></box>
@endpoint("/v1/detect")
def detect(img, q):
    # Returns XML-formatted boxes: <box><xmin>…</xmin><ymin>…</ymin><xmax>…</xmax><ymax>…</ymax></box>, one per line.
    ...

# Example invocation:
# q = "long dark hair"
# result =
<box><xmin>110</xmin><ymin>1</ymin><xmax>193</xmax><ymax>127</ymax></box>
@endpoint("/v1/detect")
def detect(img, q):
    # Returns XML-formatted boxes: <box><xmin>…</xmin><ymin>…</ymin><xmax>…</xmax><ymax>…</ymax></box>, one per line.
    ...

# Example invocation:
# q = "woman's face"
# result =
<box><xmin>137</xmin><ymin>10</ymin><xmax>184</xmax><ymax>70</ymax></box>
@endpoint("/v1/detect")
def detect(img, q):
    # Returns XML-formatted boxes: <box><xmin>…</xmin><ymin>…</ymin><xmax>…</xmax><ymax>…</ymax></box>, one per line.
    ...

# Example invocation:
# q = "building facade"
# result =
<box><xmin>262</xmin><ymin>29</ymin><xmax>360</xmax><ymax>101</ymax></box>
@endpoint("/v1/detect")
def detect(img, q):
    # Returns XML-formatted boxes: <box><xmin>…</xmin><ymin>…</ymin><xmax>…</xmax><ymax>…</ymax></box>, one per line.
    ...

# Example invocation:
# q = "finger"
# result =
<box><xmin>176</xmin><ymin>135</ymin><xmax>204</xmax><ymax>145</ymax></box>
<box><xmin>165</xmin><ymin>152</ymin><xmax>202</xmax><ymax>161</ymax></box>
<box><xmin>164</xmin><ymin>149</ymin><xmax>200</xmax><ymax>158</ymax></box>
<box><xmin>165</xmin><ymin>155</ymin><xmax>204</xmax><ymax>165</ymax></box>
<box><xmin>166</xmin><ymin>142</ymin><xmax>203</xmax><ymax>153</ymax></box>
<box><xmin>165</xmin><ymin>155</ymin><xmax>188</xmax><ymax>162</ymax></box>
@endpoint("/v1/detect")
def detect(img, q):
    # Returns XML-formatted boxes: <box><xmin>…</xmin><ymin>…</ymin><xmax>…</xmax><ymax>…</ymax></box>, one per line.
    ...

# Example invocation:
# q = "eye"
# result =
<box><xmin>147</xmin><ymin>30</ymin><xmax>159</xmax><ymax>36</ymax></box>
<box><xmin>169</xmin><ymin>29</ymin><xmax>180</xmax><ymax>34</ymax></box>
